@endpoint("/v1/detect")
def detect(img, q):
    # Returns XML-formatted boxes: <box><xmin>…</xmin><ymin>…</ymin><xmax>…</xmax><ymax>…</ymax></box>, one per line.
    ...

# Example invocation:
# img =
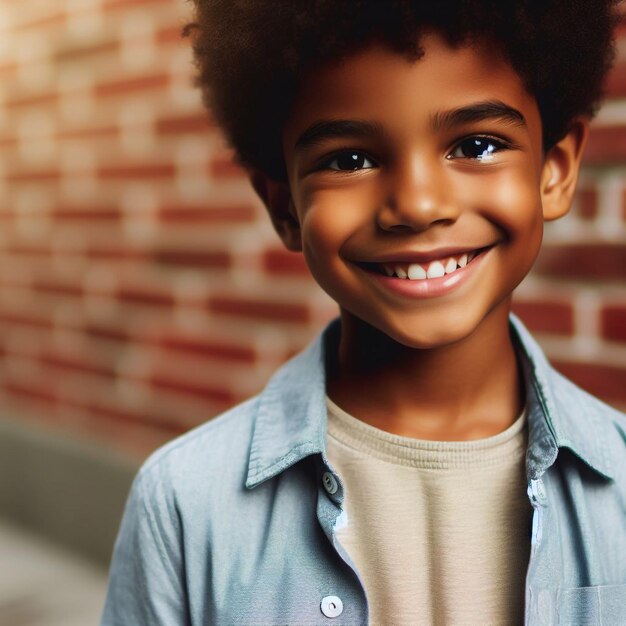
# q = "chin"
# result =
<box><xmin>370</xmin><ymin>312</ymin><xmax>479</xmax><ymax>351</ymax></box>
<box><xmin>388</xmin><ymin>325</ymin><xmax>471</xmax><ymax>350</ymax></box>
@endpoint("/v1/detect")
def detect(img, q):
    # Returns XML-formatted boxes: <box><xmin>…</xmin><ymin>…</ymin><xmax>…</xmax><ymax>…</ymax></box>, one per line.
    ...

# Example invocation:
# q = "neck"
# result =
<box><xmin>326</xmin><ymin>304</ymin><xmax>525</xmax><ymax>440</ymax></box>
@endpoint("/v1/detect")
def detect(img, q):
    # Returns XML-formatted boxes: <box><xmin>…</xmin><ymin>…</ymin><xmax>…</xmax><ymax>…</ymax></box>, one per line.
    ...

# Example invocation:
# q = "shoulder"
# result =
<box><xmin>510</xmin><ymin>313</ymin><xmax>626</xmax><ymax>477</ymax></box>
<box><xmin>102</xmin><ymin>396</ymin><xmax>266</xmax><ymax>625</ymax></box>
<box><xmin>548</xmin><ymin>364</ymin><xmax>626</xmax><ymax>480</ymax></box>
<box><xmin>132</xmin><ymin>395</ymin><xmax>261</xmax><ymax>508</ymax></box>
<box><xmin>549</xmin><ymin>363</ymin><xmax>626</xmax><ymax>432</ymax></box>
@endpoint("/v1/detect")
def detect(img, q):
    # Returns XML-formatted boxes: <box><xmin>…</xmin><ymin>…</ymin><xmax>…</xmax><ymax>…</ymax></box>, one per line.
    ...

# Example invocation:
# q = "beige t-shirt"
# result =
<box><xmin>326</xmin><ymin>396</ymin><xmax>532</xmax><ymax>626</ymax></box>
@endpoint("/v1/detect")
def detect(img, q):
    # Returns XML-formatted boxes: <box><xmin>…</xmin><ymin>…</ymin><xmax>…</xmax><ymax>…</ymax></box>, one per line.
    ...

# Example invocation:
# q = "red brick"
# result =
<box><xmin>156</xmin><ymin>114</ymin><xmax>213</xmax><ymax>135</ymax></box>
<box><xmin>32</xmin><ymin>279</ymin><xmax>83</xmax><ymax>298</ymax></box>
<box><xmin>263</xmin><ymin>248</ymin><xmax>310</xmax><ymax>276</ymax></box>
<box><xmin>42</xmin><ymin>245</ymin><xmax>87</xmax><ymax>259</ymax></box>
<box><xmin>600</xmin><ymin>305</ymin><xmax>626</xmax><ymax>343</ymax></box>
<box><xmin>208</xmin><ymin>296</ymin><xmax>310</xmax><ymax>323</ymax></box>
<box><xmin>153</xmin><ymin>249</ymin><xmax>231</xmax><ymax>269</ymax></box>
<box><xmin>5</xmin><ymin>91</ymin><xmax>58</xmax><ymax>109</ymax></box>
<box><xmin>2</xmin><ymin>381</ymin><xmax>59</xmax><ymax>405</ymax></box>
<box><xmin>13</xmin><ymin>12</ymin><xmax>65</xmax><ymax>32</ymax></box>
<box><xmin>5</xmin><ymin>244</ymin><xmax>52</xmax><ymax>259</ymax></box>
<box><xmin>158</xmin><ymin>204</ymin><xmax>256</xmax><ymax>224</ymax></box>
<box><xmin>148</xmin><ymin>373</ymin><xmax>236</xmax><ymax>405</ymax></box>
<box><xmin>0</xmin><ymin>311</ymin><xmax>53</xmax><ymax>330</ymax></box>
<box><xmin>83</xmin><ymin>323</ymin><xmax>131</xmax><ymax>343</ymax></box>
<box><xmin>605</xmin><ymin>61</ymin><xmax>626</xmax><ymax>98</ymax></box>
<box><xmin>94</xmin><ymin>74</ymin><xmax>170</xmax><ymax>98</ymax></box>
<box><xmin>38</xmin><ymin>350</ymin><xmax>116</xmax><ymax>378</ymax></box>
<box><xmin>86</xmin><ymin>245</ymin><xmax>144</xmax><ymax>261</ymax></box>
<box><xmin>574</xmin><ymin>187</ymin><xmax>598</xmax><ymax>220</ymax></box>
<box><xmin>584</xmin><ymin>127</ymin><xmax>626</xmax><ymax>164</ymax></box>
<box><xmin>117</xmin><ymin>286</ymin><xmax>175</xmax><ymax>307</ymax></box>
<box><xmin>5</xmin><ymin>168</ymin><xmax>61</xmax><ymax>183</ymax></box>
<box><xmin>98</xmin><ymin>163</ymin><xmax>176</xmax><ymax>180</ymax></box>
<box><xmin>157</xmin><ymin>335</ymin><xmax>257</xmax><ymax>363</ymax></box>
<box><xmin>552</xmin><ymin>360</ymin><xmax>626</xmax><ymax>407</ymax></box>
<box><xmin>510</xmin><ymin>300</ymin><xmax>574</xmax><ymax>336</ymax></box>
<box><xmin>534</xmin><ymin>244</ymin><xmax>626</xmax><ymax>281</ymax></box>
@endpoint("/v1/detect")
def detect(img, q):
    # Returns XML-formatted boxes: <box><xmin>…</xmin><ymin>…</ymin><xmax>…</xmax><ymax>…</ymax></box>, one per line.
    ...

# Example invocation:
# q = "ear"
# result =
<box><xmin>248</xmin><ymin>168</ymin><xmax>302</xmax><ymax>251</ymax></box>
<box><xmin>541</xmin><ymin>119</ymin><xmax>589</xmax><ymax>222</ymax></box>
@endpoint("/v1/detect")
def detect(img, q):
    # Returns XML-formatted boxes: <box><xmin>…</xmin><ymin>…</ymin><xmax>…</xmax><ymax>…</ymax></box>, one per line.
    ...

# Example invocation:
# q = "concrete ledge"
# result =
<box><xmin>0</xmin><ymin>417</ymin><xmax>139</xmax><ymax>567</ymax></box>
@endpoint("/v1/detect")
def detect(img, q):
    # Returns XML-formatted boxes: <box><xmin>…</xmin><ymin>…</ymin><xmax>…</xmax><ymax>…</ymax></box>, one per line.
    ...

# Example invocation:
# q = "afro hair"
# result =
<box><xmin>184</xmin><ymin>1</ymin><xmax>620</xmax><ymax>182</ymax></box>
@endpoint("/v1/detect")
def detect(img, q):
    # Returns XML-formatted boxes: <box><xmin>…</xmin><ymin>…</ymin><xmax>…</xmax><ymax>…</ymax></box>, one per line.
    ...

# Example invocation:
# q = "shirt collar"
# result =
<box><xmin>509</xmin><ymin>313</ymin><xmax>615</xmax><ymax>481</ymax></box>
<box><xmin>245</xmin><ymin>319</ymin><xmax>340</xmax><ymax>488</ymax></box>
<box><xmin>246</xmin><ymin>313</ymin><xmax>615</xmax><ymax>489</ymax></box>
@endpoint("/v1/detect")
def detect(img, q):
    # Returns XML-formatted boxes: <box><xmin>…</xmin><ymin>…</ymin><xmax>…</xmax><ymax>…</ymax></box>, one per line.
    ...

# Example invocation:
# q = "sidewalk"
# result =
<box><xmin>0</xmin><ymin>518</ymin><xmax>108</xmax><ymax>626</ymax></box>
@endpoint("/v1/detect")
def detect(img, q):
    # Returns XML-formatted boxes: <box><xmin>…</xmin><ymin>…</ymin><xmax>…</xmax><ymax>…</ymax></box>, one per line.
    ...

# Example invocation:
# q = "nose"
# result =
<box><xmin>376</xmin><ymin>157</ymin><xmax>460</xmax><ymax>232</ymax></box>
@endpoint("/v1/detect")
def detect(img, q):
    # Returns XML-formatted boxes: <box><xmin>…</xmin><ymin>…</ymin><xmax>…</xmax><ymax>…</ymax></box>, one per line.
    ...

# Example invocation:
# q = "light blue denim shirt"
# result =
<box><xmin>101</xmin><ymin>313</ymin><xmax>626</xmax><ymax>626</ymax></box>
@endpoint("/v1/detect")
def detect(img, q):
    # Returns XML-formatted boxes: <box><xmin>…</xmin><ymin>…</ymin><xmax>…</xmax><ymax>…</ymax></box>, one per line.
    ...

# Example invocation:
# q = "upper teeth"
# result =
<box><xmin>382</xmin><ymin>251</ymin><xmax>475</xmax><ymax>280</ymax></box>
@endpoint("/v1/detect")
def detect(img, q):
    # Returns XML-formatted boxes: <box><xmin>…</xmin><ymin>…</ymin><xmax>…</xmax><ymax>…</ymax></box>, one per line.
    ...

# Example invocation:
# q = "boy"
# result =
<box><xmin>102</xmin><ymin>2</ymin><xmax>625</xmax><ymax>625</ymax></box>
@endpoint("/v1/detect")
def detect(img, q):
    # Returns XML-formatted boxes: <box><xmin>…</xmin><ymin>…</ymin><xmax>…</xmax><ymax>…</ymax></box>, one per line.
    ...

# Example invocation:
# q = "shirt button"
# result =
<box><xmin>322</xmin><ymin>471</ymin><xmax>338</xmax><ymax>495</ymax></box>
<box><xmin>321</xmin><ymin>595</ymin><xmax>343</xmax><ymax>618</ymax></box>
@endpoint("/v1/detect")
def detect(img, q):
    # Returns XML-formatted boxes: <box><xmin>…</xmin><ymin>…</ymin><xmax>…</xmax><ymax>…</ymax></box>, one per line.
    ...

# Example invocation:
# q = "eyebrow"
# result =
<box><xmin>431</xmin><ymin>100</ymin><xmax>527</xmax><ymax>132</ymax></box>
<box><xmin>294</xmin><ymin>119</ymin><xmax>386</xmax><ymax>155</ymax></box>
<box><xmin>293</xmin><ymin>100</ymin><xmax>526</xmax><ymax>155</ymax></box>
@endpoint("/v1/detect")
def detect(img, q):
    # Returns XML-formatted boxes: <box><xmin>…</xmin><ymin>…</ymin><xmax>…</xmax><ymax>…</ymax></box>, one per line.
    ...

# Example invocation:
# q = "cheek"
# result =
<box><xmin>300</xmin><ymin>193</ymin><xmax>364</xmax><ymax>263</ymax></box>
<box><xmin>298</xmin><ymin>214</ymin><xmax>342</xmax><ymax>294</ymax></box>
<box><xmin>475</xmin><ymin>168</ymin><xmax>544</xmax><ymax>238</ymax></box>
<box><xmin>485</xmin><ymin>175</ymin><xmax>545</xmax><ymax>287</ymax></box>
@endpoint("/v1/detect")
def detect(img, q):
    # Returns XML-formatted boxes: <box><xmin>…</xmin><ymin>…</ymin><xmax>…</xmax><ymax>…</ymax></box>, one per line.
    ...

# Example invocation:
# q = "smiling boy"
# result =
<box><xmin>102</xmin><ymin>3</ymin><xmax>625</xmax><ymax>625</ymax></box>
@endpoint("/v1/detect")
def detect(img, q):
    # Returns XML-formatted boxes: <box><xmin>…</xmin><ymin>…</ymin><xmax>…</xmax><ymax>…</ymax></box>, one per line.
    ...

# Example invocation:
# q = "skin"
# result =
<box><xmin>250</xmin><ymin>32</ymin><xmax>588</xmax><ymax>441</ymax></box>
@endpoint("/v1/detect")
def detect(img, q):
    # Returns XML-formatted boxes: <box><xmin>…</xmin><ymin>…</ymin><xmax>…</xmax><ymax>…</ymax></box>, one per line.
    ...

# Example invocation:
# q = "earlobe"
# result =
<box><xmin>248</xmin><ymin>168</ymin><xmax>303</xmax><ymax>251</ymax></box>
<box><xmin>541</xmin><ymin>119</ymin><xmax>589</xmax><ymax>222</ymax></box>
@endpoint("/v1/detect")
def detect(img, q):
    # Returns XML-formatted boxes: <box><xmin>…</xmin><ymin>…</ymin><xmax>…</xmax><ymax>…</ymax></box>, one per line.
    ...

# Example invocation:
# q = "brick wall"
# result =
<box><xmin>511</xmin><ymin>13</ymin><xmax>626</xmax><ymax>416</ymax></box>
<box><xmin>0</xmin><ymin>1</ymin><xmax>624</xmax><ymax>459</ymax></box>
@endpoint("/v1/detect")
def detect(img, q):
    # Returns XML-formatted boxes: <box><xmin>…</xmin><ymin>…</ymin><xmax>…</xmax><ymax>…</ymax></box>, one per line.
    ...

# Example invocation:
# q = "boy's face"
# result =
<box><xmin>261</xmin><ymin>33</ymin><xmax>585</xmax><ymax>349</ymax></box>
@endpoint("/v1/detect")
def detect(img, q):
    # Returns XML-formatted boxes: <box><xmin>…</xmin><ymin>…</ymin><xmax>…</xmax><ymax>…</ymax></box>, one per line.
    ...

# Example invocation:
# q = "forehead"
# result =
<box><xmin>283</xmin><ymin>33</ymin><xmax>541</xmax><ymax>152</ymax></box>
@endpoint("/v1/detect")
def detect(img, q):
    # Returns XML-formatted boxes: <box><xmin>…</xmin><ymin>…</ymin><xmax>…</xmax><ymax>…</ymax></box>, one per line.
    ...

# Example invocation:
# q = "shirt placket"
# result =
<box><xmin>525</xmin><ymin>475</ymin><xmax>560</xmax><ymax>626</ymax></box>
<box><xmin>315</xmin><ymin>455</ymin><xmax>370</xmax><ymax>624</ymax></box>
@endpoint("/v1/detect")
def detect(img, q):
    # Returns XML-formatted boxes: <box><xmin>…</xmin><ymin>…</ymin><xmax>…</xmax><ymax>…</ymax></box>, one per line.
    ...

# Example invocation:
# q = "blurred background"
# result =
<box><xmin>0</xmin><ymin>1</ymin><xmax>624</xmax><ymax>624</ymax></box>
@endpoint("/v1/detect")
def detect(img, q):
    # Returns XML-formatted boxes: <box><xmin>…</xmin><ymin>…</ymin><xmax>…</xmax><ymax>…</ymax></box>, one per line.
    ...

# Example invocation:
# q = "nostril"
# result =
<box><xmin>376</xmin><ymin>217</ymin><xmax>457</xmax><ymax>235</ymax></box>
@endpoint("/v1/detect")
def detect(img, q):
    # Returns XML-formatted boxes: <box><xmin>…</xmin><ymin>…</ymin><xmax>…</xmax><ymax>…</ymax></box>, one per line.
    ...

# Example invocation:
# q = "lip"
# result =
<box><xmin>359</xmin><ymin>245</ymin><xmax>494</xmax><ymax>299</ymax></box>
<box><xmin>358</xmin><ymin>245</ymin><xmax>492</xmax><ymax>266</ymax></box>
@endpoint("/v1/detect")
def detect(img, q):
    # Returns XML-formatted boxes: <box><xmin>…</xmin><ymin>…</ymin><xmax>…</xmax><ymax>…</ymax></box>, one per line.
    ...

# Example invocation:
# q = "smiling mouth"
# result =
<box><xmin>358</xmin><ymin>246</ymin><xmax>494</xmax><ymax>280</ymax></box>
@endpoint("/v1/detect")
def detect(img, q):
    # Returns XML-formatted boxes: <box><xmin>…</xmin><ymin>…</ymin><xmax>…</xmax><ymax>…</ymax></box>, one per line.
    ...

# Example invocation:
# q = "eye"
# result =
<box><xmin>448</xmin><ymin>136</ymin><xmax>508</xmax><ymax>161</ymax></box>
<box><xmin>320</xmin><ymin>151</ymin><xmax>376</xmax><ymax>172</ymax></box>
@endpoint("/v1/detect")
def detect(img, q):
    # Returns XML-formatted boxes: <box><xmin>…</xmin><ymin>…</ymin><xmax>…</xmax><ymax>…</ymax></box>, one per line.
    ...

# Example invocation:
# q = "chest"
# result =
<box><xmin>184</xmin><ymin>460</ymin><xmax>626</xmax><ymax>626</ymax></box>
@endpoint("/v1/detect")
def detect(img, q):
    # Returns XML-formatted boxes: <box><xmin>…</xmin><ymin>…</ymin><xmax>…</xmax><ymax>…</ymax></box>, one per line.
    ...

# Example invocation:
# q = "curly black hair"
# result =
<box><xmin>184</xmin><ymin>1</ymin><xmax>620</xmax><ymax>182</ymax></box>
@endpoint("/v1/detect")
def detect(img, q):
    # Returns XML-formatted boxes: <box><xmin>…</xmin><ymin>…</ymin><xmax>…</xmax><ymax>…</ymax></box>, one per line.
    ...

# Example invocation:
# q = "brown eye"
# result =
<box><xmin>324</xmin><ymin>151</ymin><xmax>375</xmax><ymax>171</ymax></box>
<box><xmin>449</xmin><ymin>137</ymin><xmax>506</xmax><ymax>161</ymax></box>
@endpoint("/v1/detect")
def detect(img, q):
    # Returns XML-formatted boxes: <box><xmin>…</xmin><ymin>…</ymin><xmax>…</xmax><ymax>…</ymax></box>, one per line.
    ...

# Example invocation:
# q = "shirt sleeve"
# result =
<box><xmin>100</xmin><ymin>466</ymin><xmax>190</xmax><ymax>626</ymax></box>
